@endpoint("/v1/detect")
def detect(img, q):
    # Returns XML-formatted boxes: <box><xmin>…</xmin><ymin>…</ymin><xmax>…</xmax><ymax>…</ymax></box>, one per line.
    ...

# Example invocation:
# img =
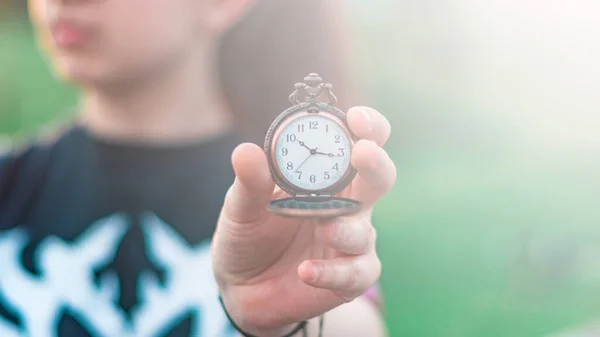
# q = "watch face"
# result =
<box><xmin>274</xmin><ymin>113</ymin><xmax>353</xmax><ymax>192</ymax></box>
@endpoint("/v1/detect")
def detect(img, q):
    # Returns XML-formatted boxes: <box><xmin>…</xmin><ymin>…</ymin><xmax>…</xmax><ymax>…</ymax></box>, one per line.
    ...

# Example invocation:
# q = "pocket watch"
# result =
<box><xmin>263</xmin><ymin>73</ymin><xmax>362</xmax><ymax>218</ymax></box>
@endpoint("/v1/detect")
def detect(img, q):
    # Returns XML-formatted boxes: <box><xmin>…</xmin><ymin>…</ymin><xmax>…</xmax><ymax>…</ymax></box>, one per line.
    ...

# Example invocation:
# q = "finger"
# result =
<box><xmin>347</xmin><ymin>106</ymin><xmax>391</xmax><ymax>146</ymax></box>
<box><xmin>315</xmin><ymin>216</ymin><xmax>376</xmax><ymax>255</ymax></box>
<box><xmin>350</xmin><ymin>139</ymin><xmax>397</xmax><ymax>206</ymax></box>
<box><xmin>223</xmin><ymin>143</ymin><xmax>275</xmax><ymax>224</ymax></box>
<box><xmin>298</xmin><ymin>252</ymin><xmax>381</xmax><ymax>300</ymax></box>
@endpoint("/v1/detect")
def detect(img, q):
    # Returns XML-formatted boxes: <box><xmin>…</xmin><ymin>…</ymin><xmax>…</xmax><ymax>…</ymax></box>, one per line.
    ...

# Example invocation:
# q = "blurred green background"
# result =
<box><xmin>2</xmin><ymin>1</ymin><xmax>600</xmax><ymax>336</ymax></box>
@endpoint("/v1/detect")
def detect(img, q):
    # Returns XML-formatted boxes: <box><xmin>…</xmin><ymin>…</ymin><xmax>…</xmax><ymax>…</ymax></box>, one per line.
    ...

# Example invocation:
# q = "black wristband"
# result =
<box><xmin>318</xmin><ymin>314</ymin><xmax>324</xmax><ymax>337</ymax></box>
<box><xmin>219</xmin><ymin>295</ymin><xmax>308</xmax><ymax>337</ymax></box>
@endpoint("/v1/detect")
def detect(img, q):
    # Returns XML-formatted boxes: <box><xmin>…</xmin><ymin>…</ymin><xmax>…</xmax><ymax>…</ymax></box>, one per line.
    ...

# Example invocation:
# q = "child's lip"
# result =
<box><xmin>50</xmin><ymin>18</ymin><xmax>92</xmax><ymax>48</ymax></box>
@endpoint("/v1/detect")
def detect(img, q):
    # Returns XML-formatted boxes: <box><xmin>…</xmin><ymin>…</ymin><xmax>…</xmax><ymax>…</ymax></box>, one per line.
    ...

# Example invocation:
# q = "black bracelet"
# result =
<box><xmin>219</xmin><ymin>295</ymin><xmax>308</xmax><ymax>337</ymax></box>
<box><xmin>318</xmin><ymin>314</ymin><xmax>324</xmax><ymax>337</ymax></box>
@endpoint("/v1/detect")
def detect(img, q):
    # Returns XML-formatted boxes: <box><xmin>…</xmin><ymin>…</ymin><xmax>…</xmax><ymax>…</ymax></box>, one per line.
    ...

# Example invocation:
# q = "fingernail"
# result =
<box><xmin>361</xmin><ymin>108</ymin><xmax>374</xmax><ymax>132</ymax></box>
<box><xmin>312</xmin><ymin>265</ymin><xmax>321</xmax><ymax>282</ymax></box>
<box><xmin>332</xmin><ymin>219</ymin><xmax>346</xmax><ymax>244</ymax></box>
<box><xmin>371</xmin><ymin>146</ymin><xmax>380</xmax><ymax>171</ymax></box>
<box><xmin>370</xmin><ymin>157</ymin><xmax>378</xmax><ymax>171</ymax></box>
<box><xmin>359</xmin><ymin>140</ymin><xmax>379</xmax><ymax>170</ymax></box>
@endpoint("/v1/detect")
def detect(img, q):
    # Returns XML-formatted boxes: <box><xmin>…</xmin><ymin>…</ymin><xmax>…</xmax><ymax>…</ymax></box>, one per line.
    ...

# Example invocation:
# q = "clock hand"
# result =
<box><xmin>298</xmin><ymin>139</ymin><xmax>321</xmax><ymax>156</ymax></box>
<box><xmin>315</xmin><ymin>151</ymin><xmax>335</xmax><ymax>157</ymax></box>
<box><xmin>295</xmin><ymin>154</ymin><xmax>313</xmax><ymax>172</ymax></box>
<box><xmin>297</xmin><ymin>140</ymin><xmax>313</xmax><ymax>152</ymax></box>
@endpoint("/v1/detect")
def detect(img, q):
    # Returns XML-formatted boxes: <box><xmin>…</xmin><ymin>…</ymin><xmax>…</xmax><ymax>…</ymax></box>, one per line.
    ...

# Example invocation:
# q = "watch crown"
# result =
<box><xmin>288</xmin><ymin>73</ymin><xmax>338</xmax><ymax>106</ymax></box>
<box><xmin>304</xmin><ymin>73</ymin><xmax>323</xmax><ymax>85</ymax></box>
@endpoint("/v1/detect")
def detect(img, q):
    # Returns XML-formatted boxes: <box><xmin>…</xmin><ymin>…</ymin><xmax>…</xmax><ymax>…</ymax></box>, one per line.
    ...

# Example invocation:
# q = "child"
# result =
<box><xmin>0</xmin><ymin>0</ymin><xmax>395</xmax><ymax>336</ymax></box>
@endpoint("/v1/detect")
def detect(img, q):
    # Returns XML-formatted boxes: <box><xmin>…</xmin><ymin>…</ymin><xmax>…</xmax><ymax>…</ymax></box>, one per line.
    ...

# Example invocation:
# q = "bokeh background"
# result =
<box><xmin>2</xmin><ymin>1</ymin><xmax>600</xmax><ymax>336</ymax></box>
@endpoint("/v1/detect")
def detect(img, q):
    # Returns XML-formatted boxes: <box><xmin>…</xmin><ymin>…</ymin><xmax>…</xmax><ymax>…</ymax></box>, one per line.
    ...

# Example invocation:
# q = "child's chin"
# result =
<box><xmin>52</xmin><ymin>62</ymin><xmax>109</xmax><ymax>88</ymax></box>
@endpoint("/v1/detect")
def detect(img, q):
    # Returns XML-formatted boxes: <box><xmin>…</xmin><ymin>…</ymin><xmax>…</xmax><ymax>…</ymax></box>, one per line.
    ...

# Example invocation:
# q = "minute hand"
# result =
<box><xmin>295</xmin><ymin>154</ymin><xmax>313</xmax><ymax>172</ymax></box>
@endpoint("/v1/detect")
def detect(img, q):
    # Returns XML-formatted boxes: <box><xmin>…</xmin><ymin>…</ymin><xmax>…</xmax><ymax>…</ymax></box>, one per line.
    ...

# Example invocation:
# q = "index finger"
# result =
<box><xmin>347</xmin><ymin>106</ymin><xmax>391</xmax><ymax>146</ymax></box>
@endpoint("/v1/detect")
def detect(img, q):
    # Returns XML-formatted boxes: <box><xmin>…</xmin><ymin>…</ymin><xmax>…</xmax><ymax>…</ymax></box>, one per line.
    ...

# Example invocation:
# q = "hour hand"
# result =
<box><xmin>297</xmin><ymin>140</ymin><xmax>312</xmax><ymax>152</ymax></box>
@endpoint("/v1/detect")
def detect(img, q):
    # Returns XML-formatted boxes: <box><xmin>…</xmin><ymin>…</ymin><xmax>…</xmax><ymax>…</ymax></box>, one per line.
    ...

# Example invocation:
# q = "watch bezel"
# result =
<box><xmin>264</xmin><ymin>102</ymin><xmax>358</xmax><ymax>197</ymax></box>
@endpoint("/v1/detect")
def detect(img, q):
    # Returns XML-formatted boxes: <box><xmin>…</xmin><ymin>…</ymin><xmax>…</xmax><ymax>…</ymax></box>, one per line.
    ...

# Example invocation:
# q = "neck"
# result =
<box><xmin>80</xmin><ymin>44</ymin><xmax>233</xmax><ymax>145</ymax></box>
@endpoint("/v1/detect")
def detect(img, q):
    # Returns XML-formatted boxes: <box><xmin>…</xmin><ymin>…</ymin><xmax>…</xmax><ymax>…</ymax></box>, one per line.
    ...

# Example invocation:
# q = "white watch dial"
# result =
<box><xmin>275</xmin><ymin>114</ymin><xmax>352</xmax><ymax>192</ymax></box>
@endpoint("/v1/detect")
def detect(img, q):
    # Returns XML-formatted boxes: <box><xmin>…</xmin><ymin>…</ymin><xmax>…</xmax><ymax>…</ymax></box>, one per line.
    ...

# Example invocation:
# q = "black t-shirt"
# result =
<box><xmin>0</xmin><ymin>125</ymin><xmax>241</xmax><ymax>337</ymax></box>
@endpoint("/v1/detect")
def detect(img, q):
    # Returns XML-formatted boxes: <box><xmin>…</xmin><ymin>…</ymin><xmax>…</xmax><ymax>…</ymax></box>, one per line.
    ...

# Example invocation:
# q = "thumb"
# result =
<box><xmin>223</xmin><ymin>143</ymin><xmax>275</xmax><ymax>224</ymax></box>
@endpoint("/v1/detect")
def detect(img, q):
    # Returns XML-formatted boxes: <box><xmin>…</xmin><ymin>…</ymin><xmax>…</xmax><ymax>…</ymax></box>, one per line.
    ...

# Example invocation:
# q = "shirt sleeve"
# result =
<box><xmin>0</xmin><ymin>151</ymin><xmax>17</xmax><ymax>207</ymax></box>
<box><xmin>362</xmin><ymin>283</ymin><xmax>383</xmax><ymax>312</ymax></box>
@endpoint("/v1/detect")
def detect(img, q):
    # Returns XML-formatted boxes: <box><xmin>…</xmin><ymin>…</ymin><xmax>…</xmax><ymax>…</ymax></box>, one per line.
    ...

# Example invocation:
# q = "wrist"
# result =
<box><xmin>219</xmin><ymin>292</ymin><xmax>301</xmax><ymax>337</ymax></box>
